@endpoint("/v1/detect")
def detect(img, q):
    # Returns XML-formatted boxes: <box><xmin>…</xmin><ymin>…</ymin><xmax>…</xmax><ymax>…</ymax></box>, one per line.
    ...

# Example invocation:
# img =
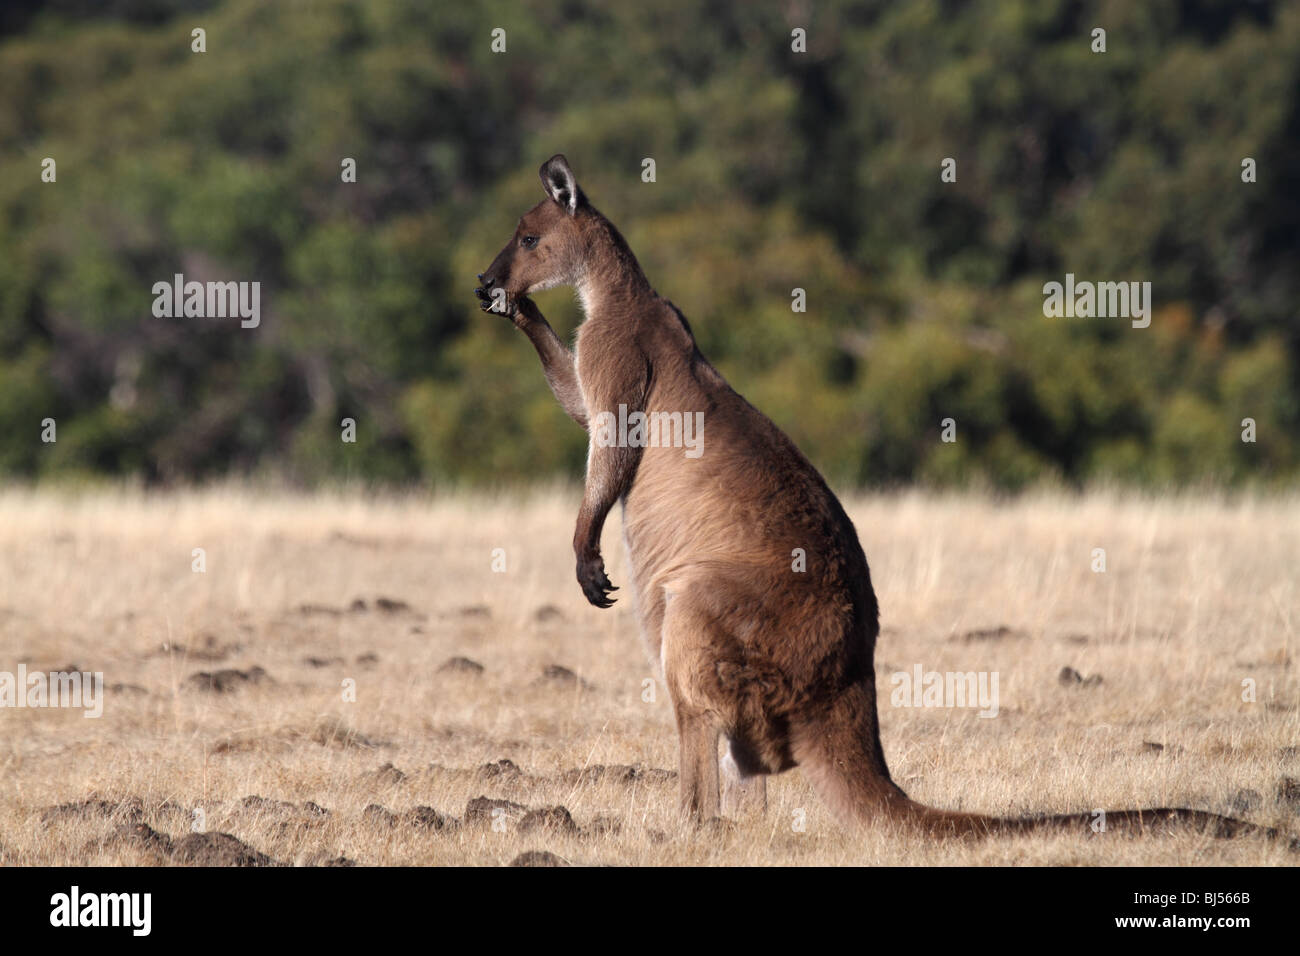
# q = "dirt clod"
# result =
<box><xmin>518</xmin><ymin>805</ymin><xmax>578</xmax><ymax>835</ymax></box>
<box><xmin>539</xmin><ymin>664</ymin><xmax>593</xmax><ymax>690</ymax></box>
<box><xmin>172</xmin><ymin>831</ymin><xmax>282</xmax><ymax>866</ymax></box>
<box><xmin>960</xmin><ymin>625</ymin><xmax>1021</xmax><ymax>641</ymax></box>
<box><xmin>373</xmin><ymin>762</ymin><xmax>407</xmax><ymax>786</ymax></box>
<box><xmin>89</xmin><ymin>822</ymin><xmax>174</xmax><ymax>863</ymax></box>
<box><xmin>311</xmin><ymin>717</ymin><xmax>385</xmax><ymax>750</ymax></box>
<box><xmin>479</xmin><ymin>758</ymin><xmax>523</xmax><ymax>781</ymax></box>
<box><xmin>509</xmin><ymin>850</ymin><xmax>568</xmax><ymax>867</ymax></box>
<box><xmin>465</xmin><ymin>796</ymin><xmax>527</xmax><ymax>827</ymax></box>
<box><xmin>1058</xmin><ymin>666</ymin><xmax>1102</xmax><ymax>687</ymax></box>
<box><xmin>439</xmin><ymin>656</ymin><xmax>485</xmax><ymax>675</ymax></box>
<box><xmin>404</xmin><ymin>806</ymin><xmax>456</xmax><ymax>831</ymax></box>
<box><xmin>362</xmin><ymin>804</ymin><xmax>398</xmax><ymax>828</ymax></box>
<box><xmin>185</xmin><ymin>666</ymin><xmax>271</xmax><ymax>693</ymax></box>
<box><xmin>241</xmin><ymin>795</ymin><xmax>300</xmax><ymax>815</ymax></box>
<box><xmin>303</xmin><ymin>656</ymin><xmax>344</xmax><ymax>668</ymax></box>
<box><xmin>561</xmin><ymin>764</ymin><xmax>676</xmax><ymax>786</ymax></box>
<box><xmin>42</xmin><ymin>797</ymin><xmax>142</xmax><ymax>825</ymax></box>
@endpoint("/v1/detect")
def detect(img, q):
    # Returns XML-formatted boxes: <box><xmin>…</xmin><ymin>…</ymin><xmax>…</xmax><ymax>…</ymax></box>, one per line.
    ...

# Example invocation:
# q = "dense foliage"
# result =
<box><xmin>1</xmin><ymin>0</ymin><xmax>1296</xmax><ymax>489</ymax></box>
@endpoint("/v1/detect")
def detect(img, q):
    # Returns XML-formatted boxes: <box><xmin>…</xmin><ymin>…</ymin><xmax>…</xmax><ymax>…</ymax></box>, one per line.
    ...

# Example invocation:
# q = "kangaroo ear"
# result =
<box><xmin>539</xmin><ymin>154</ymin><xmax>581</xmax><ymax>215</ymax></box>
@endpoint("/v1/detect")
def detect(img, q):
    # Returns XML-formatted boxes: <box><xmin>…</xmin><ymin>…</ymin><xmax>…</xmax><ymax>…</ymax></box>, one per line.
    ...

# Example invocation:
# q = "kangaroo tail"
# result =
<box><xmin>793</xmin><ymin>684</ymin><xmax>1297</xmax><ymax>849</ymax></box>
<box><xmin>889</xmin><ymin>800</ymin><xmax>1291</xmax><ymax>845</ymax></box>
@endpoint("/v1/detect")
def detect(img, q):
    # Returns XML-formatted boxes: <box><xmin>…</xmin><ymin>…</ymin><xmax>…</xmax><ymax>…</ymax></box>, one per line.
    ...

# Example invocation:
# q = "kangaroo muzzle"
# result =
<box><xmin>475</xmin><ymin>260</ymin><xmax>515</xmax><ymax>312</ymax></box>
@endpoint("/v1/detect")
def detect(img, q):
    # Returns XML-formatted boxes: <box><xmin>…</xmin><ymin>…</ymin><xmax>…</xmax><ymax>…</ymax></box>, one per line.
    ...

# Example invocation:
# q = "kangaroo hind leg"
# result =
<box><xmin>660</xmin><ymin>590</ymin><xmax>728</xmax><ymax>822</ymax></box>
<box><xmin>661</xmin><ymin>584</ymin><xmax>788</xmax><ymax>823</ymax></box>
<box><xmin>674</xmin><ymin>707</ymin><xmax>720</xmax><ymax>821</ymax></box>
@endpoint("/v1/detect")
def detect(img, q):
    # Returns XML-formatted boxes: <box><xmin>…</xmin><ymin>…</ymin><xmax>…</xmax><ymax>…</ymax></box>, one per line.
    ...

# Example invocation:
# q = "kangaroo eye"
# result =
<box><xmin>521</xmin><ymin>235</ymin><xmax>539</xmax><ymax>249</ymax></box>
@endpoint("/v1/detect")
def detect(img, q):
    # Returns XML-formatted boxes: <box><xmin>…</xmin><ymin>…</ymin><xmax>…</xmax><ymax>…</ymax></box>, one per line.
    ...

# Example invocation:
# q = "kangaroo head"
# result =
<box><xmin>477</xmin><ymin>154</ymin><xmax>588</xmax><ymax>307</ymax></box>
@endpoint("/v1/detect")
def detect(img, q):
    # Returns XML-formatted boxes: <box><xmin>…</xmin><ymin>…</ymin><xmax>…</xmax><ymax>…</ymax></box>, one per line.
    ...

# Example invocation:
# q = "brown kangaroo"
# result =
<box><xmin>474</xmin><ymin>154</ymin><xmax>1288</xmax><ymax>846</ymax></box>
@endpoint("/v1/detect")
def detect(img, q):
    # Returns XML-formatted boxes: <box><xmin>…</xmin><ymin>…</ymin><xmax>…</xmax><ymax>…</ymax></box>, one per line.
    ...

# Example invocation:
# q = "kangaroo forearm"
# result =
<box><xmin>573</xmin><ymin>443</ymin><xmax>640</xmax><ymax>556</ymax></box>
<box><xmin>570</xmin><ymin>442</ymin><xmax>640</xmax><ymax>608</ymax></box>
<box><xmin>521</xmin><ymin>319</ymin><xmax>588</xmax><ymax>429</ymax></box>
<box><xmin>573</xmin><ymin>498</ymin><xmax>609</xmax><ymax>560</ymax></box>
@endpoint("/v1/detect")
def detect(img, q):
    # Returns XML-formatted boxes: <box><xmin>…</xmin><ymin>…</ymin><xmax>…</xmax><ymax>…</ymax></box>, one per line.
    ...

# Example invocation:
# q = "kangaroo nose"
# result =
<box><xmin>477</xmin><ymin>273</ymin><xmax>494</xmax><ymax>287</ymax></box>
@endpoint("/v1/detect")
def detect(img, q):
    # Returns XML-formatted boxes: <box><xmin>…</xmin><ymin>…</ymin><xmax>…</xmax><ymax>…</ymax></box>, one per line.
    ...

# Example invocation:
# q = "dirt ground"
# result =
<box><xmin>0</xmin><ymin>484</ymin><xmax>1296</xmax><ymax>866</ymax></box>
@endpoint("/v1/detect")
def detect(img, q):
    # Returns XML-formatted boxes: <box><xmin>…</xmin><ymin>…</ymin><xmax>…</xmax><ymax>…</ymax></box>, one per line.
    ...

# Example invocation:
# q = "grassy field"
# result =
<box><xmin>0</xmin><ymin>484</ymin><xmax>1296</xmax><ymax>866</ymax></box>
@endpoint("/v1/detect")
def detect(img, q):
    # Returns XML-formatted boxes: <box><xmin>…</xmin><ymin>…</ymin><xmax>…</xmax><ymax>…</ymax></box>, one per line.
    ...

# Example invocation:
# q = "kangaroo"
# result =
<box><xmin>474</xmin><ymin>154</ymin><xmax>1289</xmax><ymax>846</ymax></box>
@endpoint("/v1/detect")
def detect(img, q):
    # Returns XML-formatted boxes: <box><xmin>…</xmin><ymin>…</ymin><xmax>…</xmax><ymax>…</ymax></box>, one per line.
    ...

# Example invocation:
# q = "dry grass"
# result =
<box><xmin>0</xmin><ymin>484</ymin><xmax>1297</xmax><ymax>866</ymax></box>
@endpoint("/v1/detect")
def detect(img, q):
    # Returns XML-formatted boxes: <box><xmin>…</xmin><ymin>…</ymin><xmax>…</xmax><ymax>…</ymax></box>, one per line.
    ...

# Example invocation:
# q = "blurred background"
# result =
<box><xmin>0</xmin><ymin>0</ymin><xmax>1296</xmax><ymax>491</ymax></box>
